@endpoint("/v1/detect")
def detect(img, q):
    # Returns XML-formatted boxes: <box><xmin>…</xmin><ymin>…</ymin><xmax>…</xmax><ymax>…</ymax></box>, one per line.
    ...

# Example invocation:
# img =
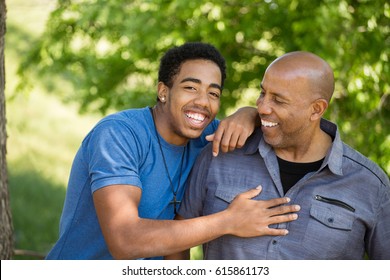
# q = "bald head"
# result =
<box><xmin>266</xmin><ymin>51</ymin><xmax>334</xmax><ymax>102</ymax></box>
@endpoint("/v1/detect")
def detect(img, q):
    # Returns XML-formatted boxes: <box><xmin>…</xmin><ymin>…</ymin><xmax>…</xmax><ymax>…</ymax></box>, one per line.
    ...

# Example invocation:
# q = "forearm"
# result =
<box><xmin>164</xmin><ymin>215</ymin><xmax>191</xmax><ymax>260</ymax></box>
<box><xmin>96</xmin><ymin>185</ymin><xmax>299</xmax><ymax>259</ymax></box>
<box><xmin>112</xmin><ymin>211</ymin><xmax>230</xmax><ymax>259</ymax></box>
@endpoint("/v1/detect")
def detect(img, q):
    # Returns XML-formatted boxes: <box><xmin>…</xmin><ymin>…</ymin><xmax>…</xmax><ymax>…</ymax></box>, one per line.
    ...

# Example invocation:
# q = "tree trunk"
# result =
<box><xmin>0</xmin><ymin>0</ymin><xmax>13</xmax><ymax>260</ymax></box>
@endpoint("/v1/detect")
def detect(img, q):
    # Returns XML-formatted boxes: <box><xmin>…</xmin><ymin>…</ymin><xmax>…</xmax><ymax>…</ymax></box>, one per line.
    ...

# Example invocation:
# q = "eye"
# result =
<box><xmin>184</xmin><ymin>86</ymin><xmax>197</xmax><ymax>91</ymax></box>
<box><xmin>273</xmin><ymin>96</ymin><xmax>286</xmax><ymax>104</ymax></box>
<box><xmin>209</xmin><ymin>91</ymin><xmax>221</xmax><ymax>99</ymax></box>
<box><xmin>274</xmin><ymin>97</ymin><xmax>283</xmax><ymax>104</ymax></box>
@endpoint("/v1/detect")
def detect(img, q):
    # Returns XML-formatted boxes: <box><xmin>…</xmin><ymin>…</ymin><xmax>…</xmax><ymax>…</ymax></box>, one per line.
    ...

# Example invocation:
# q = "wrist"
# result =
<box><xmin>212</xmin><ymin>209</ymin><xmax>234</xmax><ymax>236</ymax></box>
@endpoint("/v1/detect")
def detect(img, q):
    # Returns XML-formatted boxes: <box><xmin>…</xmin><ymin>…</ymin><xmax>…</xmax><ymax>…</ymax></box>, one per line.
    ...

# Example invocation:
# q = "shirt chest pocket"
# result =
<box><xmin>310</xmin><ymin>204</ymin><xmax>354</xmax><ymax>230</ymax></box>
<box><xmin>205</xmin><ymin>185</ymin><xmax>247</xmax><ymax>214</ymax></box>
<box><xmin>302</xmin><ymin>203</ymin><xmax>357</xmax><ymax>259</ymax></box>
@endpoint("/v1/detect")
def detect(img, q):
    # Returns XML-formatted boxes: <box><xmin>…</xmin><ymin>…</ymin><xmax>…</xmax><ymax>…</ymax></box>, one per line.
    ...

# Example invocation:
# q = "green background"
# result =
<box><xmin>6</xmin><ymin>0</ymin><xmax>389</xmax><ymax>259</ymax></box>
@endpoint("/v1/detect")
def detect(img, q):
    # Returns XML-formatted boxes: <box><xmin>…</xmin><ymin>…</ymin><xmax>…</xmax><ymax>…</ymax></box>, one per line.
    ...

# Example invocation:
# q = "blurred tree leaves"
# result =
<box><xmin>18</xmin><ymin>0</ymin><xmax>389</xmax><ymax>175</ymax></box>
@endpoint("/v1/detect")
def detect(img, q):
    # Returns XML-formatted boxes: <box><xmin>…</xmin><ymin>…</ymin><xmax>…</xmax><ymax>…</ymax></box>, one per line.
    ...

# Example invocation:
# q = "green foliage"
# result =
<box><xmin>18</xmin><ymin>0</ymin><xmax>389</xmax><ymax>175</ymax></box>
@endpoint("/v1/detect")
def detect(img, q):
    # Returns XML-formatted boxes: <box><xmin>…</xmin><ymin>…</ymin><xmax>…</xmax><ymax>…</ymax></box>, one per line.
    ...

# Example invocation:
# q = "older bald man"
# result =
<box><xmin>168</xmin><ymin>51</ymin><xmax>390</xmax><ymax>260</ymax></box>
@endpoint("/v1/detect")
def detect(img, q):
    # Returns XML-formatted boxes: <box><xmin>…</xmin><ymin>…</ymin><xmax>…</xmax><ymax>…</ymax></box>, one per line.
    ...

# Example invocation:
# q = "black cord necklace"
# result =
<box><xmin>150</xmin><ymin>107</ymin><xmax>186</xmax><ymax>215</ymax></box>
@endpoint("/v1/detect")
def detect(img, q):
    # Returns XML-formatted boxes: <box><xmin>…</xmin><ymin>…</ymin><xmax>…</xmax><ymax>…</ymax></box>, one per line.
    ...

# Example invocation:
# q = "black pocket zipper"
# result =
<box><xmin>314</xmin><ymin>195</ymin><xmax>355</xmax><ymax>212</ymax></box>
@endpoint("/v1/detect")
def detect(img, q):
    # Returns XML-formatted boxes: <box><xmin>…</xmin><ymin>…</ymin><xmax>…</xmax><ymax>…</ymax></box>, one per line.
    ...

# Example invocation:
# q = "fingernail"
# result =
<box><xmin>256</xmin><ymin>185</ymin><xmax>262</xmax><ymax>190</ymax></box>
<box><xmin>212</xmin><ymin>152</ymin><xmax>218</xmax><ymax>157</ymax></box>
<box><xmin>285</xmin><ymin>197</ymin><xmax>291</xmax><ymax>203</ymax></box>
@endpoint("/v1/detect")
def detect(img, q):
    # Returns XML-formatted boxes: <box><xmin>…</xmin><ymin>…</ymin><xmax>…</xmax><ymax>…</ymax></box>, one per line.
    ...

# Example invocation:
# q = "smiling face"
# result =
<box><xmin>256</xmin><ymin>52</ymin><xmax>335</xmax><ymax>161</ymax></box>
<box><xmin>256</xmin><ymin>53</ymin><xmax>332</xmax><ymax>155</ymax></box>
<box><xmin>257</xmin><ymin>69</ymin><xmax>315</xmax><ymax>150</ymax></box>
<box><xmin>155</xmin><ymin>59</ymin><xmax>222</xmax><ymax>145</ymax></box>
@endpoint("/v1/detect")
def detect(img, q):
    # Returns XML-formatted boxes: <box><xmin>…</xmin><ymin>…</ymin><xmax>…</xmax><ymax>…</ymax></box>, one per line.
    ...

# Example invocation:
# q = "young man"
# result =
<box><xmin>172</xmin><ymin>51</ymin><xmax>390</xmax><ymax>259</ymax></box>
<box><xmin>46</xmin><ymin>42</ymin><xmax>299</xmax><ymax>260</ymax></box>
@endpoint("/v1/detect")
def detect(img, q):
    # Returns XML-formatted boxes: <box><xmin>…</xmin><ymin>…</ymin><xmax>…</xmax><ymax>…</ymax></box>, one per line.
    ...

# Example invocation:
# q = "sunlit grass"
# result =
<box><xmin>7</xmin><ymin>70</ymin><xmax>96</xmax><ymax>258</ymax></box>
<box><xmin>190</xmin><ymin>246</ymin><xmax>203</xmax><ymax>260</ymax></box>
<box><xmin>9</xmin><ymin>167</ymin><xmax>66</xmax><ymax>258</ymax></box>
<box><xmin>7</xmin><ymin>66</ymin><xmax>99</xmax><ymax>258</ymax></box>
<box><xmin>5</xmin><ymin>0</ymin><xmax>101</xmax><ymax>258</ymax></box>
<box><xmin>6</xmin><ymin>62</ymin><xmax>99</xmax><ymax>258</ymax></box>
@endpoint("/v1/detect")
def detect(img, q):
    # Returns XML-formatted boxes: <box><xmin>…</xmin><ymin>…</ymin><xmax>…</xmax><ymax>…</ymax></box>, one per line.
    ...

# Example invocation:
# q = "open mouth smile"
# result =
<box><xmin>185</xmin><ymin>112</ymin><xmax>206</xmax><ymax>123</ymax></box>
<box><xmin>261</xmin><ymin>119</ymin><xmax>278</xmax><ymax>127</ymax></box>
<box><xmin>184</xmin><ymin>110</ymin><xmax>209</xmax><ymax>129</ymax></box>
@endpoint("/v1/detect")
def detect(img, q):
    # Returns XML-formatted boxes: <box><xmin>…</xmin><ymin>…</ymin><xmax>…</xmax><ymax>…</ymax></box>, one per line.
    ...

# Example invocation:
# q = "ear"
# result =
<box><xmin>310</xmin><ymin>98</ymin><xmax>328</xmax><ymax>121</ymax></box>
<box><xmin>157</xmin><ymin>82</ymin><xmax>168</xmax><ymax>103</ymax></box>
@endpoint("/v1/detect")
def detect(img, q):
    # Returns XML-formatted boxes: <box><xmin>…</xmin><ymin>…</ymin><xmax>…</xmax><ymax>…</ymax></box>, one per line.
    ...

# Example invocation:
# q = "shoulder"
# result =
<box><xmin>82</xmin><ymin>107</ymin><xmax>153</xmax><ymax>151</ymax></box>
<box><xmin>342</xmin><ymin>143</ymin><xmax>390</xmax><ymax>186</ymax></box>
<box><xmin>193</xmin><ymin>142</ymin><xmax>214</xmax><ymax>165</ymax></box>
<box><xmin>90</xmin><ymin>107</ymin><xmax>151</xmax><ymax>136</ymax></box>
<box><xmin>98</xmin><ymin>107</ymin><xmax>150</xmax><ymax>127</ymax></box>
<box><xmin>197</xmin><ymin>128</ymin><xmax>262</xmax><ymax>165</ymax></box>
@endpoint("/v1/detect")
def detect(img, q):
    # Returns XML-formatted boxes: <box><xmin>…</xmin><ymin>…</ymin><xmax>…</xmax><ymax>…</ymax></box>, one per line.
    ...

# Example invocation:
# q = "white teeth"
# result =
<box><xmin>261</xmin><ymin>120</ymin><xmax>278</xmax><ymax>127</ymax></box>
<box><xmin>186</xmin><ymin>112</ymin><xmax>205</xmax><ymax>122</ymax></box>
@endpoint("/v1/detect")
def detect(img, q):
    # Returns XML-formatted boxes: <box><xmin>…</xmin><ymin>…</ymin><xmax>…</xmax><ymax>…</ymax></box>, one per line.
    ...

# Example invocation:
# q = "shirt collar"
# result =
<box><xmin>243</xmin><ymin>128</ymin><xmax>264</xmax><ymax>155</ymax></box>
<box><xmin>320</xmin><ymin>119</ymin><xmax>343</xmax><ymax>176</ymax></box>
<box><xmin>246</xmin><ymin>119</ymin><xmax>344</xmax><ymax>176</ymax></box>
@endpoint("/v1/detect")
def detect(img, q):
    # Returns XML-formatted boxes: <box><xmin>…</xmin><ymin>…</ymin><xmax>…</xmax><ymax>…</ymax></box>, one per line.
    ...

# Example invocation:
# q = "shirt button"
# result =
<box><xmin>272</xmin><ymin>240</ymin><xmax>277</xmax><ymax>245</ymax></box>
<box><xmin>328</xmin><ymin>217</ymin><xmax>334</xmax><ymax>223</ymax></box>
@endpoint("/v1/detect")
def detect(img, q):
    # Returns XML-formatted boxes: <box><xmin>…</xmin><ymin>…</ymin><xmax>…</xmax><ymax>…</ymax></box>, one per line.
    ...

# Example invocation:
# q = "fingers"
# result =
<box><xmin>222</xmin><ymin>131</ymin><xmax>240</xmax><ymax>153</ymax></box>
<box><xmin>226</xmin><ymin>191</ymin><xmax>301</xmax><ymax>238</ymax></box>
<box><xmin>263</xmin><ymin>228</ymin><xmax>290</xmax><ymax>236</ymax></box>
<box><xmin>262</xmin><ymin>196</ymin><xmax>292</xmax><ymax>208</ymax></box>
<box><xmin>211</xmin><ymin>127</ymin><xmax>224</xmax><ymax>157</ymax></box>
<box><xmin>210</xmin><ymin>124</ymin><xmax>240</xmax><ymax>156</ymax></box>
<box><xmin>234</xmin><ymin>187</ymin><xmax>300</xmax><ymax>214</ymax></box>
<box><xmin>219</xmin><ymin>125</ymin><xmax>249</xmax><ymax>153</ymax></box>
<box><xmin>268</xmin><ymin>212</ymin><xmax>299</xmax><ymax>225</ymax></box>
<box><xmin>236</xmin><ymin>134</ymin><xmax>247</xmax><ymax>150</ymax></box>
<box><xmin>205</xmin><ymin>134</ymin><xmax>214</xmax><ymax>142</ymax></box>
<box><xmin>267</xmin><ymin>204</ymin><xmax>301</xmax><ymax>216</ymax></box>
<box><xmin>211</xmin><ymin>121</ymin><xmax>251</xmax><ymax>157</ymax></box>
<box><xmin>235</xmin><ymin>185</ymin><xmax>263</xmax><ymax>199</ymax></box>
<box><xmin>225</xmin><ymin>186</ymin><xmax>301</xmax><ymax>238</ymax></box>
<box><xmin>213</xmin><ymin>123</ymin><xmax>242</xmax><ymax>155</ymax></box>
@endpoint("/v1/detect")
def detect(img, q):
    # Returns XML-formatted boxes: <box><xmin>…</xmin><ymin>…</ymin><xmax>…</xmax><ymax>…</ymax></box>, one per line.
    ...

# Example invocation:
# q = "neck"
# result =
<box><xmin>275</xmin><ymin>128</ymin><xmax>332</xmax><ymax>163</ymax></box>
<box><xmin>151</xmin><ymin>106</ymin><xmax>189</xmax><ymax>146</ymax></box>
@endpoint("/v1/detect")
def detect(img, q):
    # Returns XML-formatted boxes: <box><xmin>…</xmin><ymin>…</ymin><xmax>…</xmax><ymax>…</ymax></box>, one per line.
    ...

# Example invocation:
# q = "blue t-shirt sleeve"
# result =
<box><xmin>84</xmin><ymin>119</ymin><xmax>144</xmax><ymax>193</ymax></box>
<box><xmin>209</xmin><ymin>118</ymin><xmax>220</xmax><ymax>134</ymax></box>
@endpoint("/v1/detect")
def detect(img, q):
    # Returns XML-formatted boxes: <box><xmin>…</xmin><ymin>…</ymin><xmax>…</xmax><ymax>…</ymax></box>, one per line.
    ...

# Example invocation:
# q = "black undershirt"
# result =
<box><xmin>277</xmin><ymin>156</ymin><xmax>324</xmax><ymax>194</ymax></box>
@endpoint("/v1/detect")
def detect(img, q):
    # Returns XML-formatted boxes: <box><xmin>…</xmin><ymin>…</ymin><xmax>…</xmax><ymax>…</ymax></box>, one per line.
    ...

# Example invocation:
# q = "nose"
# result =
<box><xmin>256</xmin><ymin>95</ymin><xmax>272</xmax><ymax>115</ymax></box>
<box><xmin>194</xmin><ymin>90</ymin><xmax>210</xmax><ymax>108</ymax></box>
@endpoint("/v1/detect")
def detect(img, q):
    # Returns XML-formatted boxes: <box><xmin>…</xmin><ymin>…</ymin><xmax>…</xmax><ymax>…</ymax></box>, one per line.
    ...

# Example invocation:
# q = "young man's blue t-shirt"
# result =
<box><xmin>46</xmin><ymin>107</ymin><xmax>219</xmax><ymax>259</ymax></box>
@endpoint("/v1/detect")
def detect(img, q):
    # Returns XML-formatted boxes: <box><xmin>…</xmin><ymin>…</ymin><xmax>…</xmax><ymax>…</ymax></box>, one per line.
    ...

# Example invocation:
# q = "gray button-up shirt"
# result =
<box><xmin>179</xmin><ymin>119</ymin><xmax>390</xmax><ymax>259</ymax></box>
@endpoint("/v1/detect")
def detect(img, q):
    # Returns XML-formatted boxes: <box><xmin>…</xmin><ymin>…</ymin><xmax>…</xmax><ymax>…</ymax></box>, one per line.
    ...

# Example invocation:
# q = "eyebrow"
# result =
<box><xmin>181</xmin><ymin>77</ymin><xmax>222</xmax><ymax>91</ymax></box>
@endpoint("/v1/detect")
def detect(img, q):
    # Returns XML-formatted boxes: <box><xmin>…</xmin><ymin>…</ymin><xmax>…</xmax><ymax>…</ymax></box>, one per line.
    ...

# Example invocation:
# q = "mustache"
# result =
<box><xmin>183</xmin><ymin>106</ymin><xmax>211</xmax><ymax>117</ymax></box>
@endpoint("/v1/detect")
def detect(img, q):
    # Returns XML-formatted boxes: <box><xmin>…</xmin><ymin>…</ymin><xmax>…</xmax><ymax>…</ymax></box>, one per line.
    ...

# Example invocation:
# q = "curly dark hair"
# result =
<box><xmin>158</xmin><ymin>42</ymin><xmax>226</xmax><ymax>90</ymax></box>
